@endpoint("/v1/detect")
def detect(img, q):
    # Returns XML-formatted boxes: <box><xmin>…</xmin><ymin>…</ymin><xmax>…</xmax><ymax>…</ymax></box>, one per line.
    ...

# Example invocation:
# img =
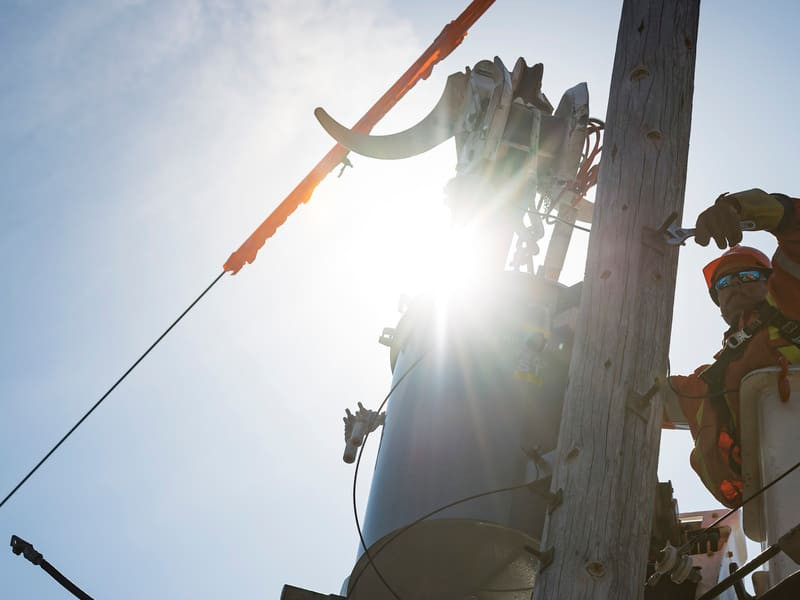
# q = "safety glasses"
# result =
<box><xmin>713</xmin><ymin>269</ymin><xmax>768</xmax><ymax>291</ymax></box>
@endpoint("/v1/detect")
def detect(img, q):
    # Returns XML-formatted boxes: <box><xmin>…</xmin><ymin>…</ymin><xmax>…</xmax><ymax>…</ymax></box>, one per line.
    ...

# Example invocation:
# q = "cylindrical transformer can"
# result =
<box><xmin>346</xmin><ymin>272</ymin><xmax>573</xmax><ymax>600</ymax></box>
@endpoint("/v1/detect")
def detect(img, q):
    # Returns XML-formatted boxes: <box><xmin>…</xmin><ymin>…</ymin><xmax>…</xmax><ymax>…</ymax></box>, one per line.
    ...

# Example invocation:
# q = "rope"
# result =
<box><xmin>0</xmin><ymin>271</ymin><xmax>226</xmax><ymax>510</ymax></box>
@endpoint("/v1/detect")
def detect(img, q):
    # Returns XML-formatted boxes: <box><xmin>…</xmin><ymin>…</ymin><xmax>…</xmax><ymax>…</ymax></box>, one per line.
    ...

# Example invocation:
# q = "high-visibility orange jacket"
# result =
<box><xmin>669</xmin><ymin>193</ymin><xmax>800</xmax><ymax>508</ymax></box>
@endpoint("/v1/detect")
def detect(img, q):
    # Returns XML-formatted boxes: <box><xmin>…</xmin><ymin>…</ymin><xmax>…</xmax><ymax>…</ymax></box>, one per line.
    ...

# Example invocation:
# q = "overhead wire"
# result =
<box><xmin>0</xmin><ymin>271</ymin><xmax>226</xmax><ymax>510</ymax></box>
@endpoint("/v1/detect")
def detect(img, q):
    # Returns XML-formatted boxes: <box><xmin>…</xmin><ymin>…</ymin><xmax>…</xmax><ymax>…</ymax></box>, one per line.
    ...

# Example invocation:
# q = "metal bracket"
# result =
<box><xmin>378</xmin><ymin>327</ymin><xmax>396</xmax><ymax>348</ymax></box>
<box><xmin>626</xmin><ymin>379</ymin><xmax>661</xmax><ymax>422</ymax></box>
<box><xmin>642</xmin><ymin>212</ymin><xmax>679</xmax><ymax>254</ymax></box>
<box><xmin>525</xmin><ymin>544</ymin><xmax>554</xmax><ymax>571</ymax></box>
<box><xmin>520</xmin><ymin>444</ymin><xmax>552</xmax><ymax>476</ymax></box>
<box><xmin>526</xmin><ymin>477</ymin><xmax>563</xmax><ymax>513</ymax></box>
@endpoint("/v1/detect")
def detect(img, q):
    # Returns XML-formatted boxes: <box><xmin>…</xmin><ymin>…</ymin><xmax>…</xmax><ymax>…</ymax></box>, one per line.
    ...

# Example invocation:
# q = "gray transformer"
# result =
<box><xmin>346</xmin><ymin>272</ymin><xmax>577</xmax><ymax>600</ymax></box>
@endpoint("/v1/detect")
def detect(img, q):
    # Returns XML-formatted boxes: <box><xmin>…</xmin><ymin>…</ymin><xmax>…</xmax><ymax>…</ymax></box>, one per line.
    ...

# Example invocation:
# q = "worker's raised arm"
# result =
<box><xmin>693</xmin><ymin>188</ymin><xmax>791</xmax><ymax>248</ymax></box>
<box><xmin>693</xmin><ymin>189</ymin><xmax>800</xmax><ymax>319</ymax></box>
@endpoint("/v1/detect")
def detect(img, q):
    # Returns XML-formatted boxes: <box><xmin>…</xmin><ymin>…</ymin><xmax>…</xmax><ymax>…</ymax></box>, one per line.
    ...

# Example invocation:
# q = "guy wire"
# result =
<box><xmin>0</xmin><ymin>271</ymin><xmax>226</xmax><ymax>510</ymax></box>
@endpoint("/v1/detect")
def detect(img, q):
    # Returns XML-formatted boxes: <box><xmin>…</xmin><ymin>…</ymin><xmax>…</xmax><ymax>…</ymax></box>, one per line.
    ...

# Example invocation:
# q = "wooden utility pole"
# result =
<box><xmin>532</xmin><ymin>2</ymin><xmax>700</xmax><ymax>599</ymax></box>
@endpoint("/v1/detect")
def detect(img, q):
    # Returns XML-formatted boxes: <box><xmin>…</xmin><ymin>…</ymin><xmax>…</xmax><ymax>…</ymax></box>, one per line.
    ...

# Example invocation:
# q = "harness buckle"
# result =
<box><xmin>725</xmin><ymin>329</ymin><xmax>752</xmax><ymax>350</ymax></box>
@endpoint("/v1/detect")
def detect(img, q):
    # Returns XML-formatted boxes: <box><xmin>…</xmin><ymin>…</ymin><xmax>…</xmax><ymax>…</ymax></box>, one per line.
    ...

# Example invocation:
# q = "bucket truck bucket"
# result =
<box><xmin>740</xmin><ymin>366</ymin><xmax>800</xmax><ymax>589</ymax></box>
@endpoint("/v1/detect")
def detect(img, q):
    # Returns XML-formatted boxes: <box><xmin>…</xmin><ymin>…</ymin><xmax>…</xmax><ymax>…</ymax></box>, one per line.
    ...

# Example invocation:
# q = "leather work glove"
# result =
<box><xmin>695</xmin><ymin>189</ymin><xmax>786</xmax><ymax>248</ymax></box>
<box><xmin>694</xmin><ymin>194</ymin><xmax>745</xmax><ymax>249</ymax></box>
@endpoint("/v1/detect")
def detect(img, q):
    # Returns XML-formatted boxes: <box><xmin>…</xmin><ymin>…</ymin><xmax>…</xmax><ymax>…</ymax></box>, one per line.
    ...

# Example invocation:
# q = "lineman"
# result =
<box><xmin>667</xmin><ymin>189</ymin><xmax>800</xmax><ymax>508</ymax></box>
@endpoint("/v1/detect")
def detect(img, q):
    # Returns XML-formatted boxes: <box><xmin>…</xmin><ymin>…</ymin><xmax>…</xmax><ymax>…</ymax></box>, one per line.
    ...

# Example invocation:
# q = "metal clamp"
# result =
<box><xmin>642</xmin><ymin>212</ymin><xmax>679</xmax><ymax>254</ymax></box>
<box><xmin>626</xmin><ymin>379</ymin><xmax>661</xmax><ymax>423</ymax></box>
<box><xmin>526</xmin><ymin>477</ymin><xmax>563</xmax><ymax>513</ymax></box>
<box><xmin>525</xmin><ymin>544</ymin><xmax>554</xmax><ymax>572</ymax></box>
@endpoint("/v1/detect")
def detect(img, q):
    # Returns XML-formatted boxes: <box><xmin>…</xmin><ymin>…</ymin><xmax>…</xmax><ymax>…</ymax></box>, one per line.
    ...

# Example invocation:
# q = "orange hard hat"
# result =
<box><xmin>703</xmin><ymin>246</ymin><xmax>772</xmax><ymax>304</ymax></box>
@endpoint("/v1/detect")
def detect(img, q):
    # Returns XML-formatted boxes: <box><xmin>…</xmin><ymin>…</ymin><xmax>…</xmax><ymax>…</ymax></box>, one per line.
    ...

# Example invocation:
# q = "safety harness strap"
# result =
<box><xmin>769</xmin><ymin>303</ymin><xmax>800</xmax><ymax>347</ymax></box>
<box><xmin>699</xmin><ymin>301</ymin><xmax>800</xmax><ymax>396</ymax></box>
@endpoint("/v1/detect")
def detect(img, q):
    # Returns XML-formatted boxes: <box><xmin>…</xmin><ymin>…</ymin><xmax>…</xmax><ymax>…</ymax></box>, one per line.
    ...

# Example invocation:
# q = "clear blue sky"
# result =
<box><xmin>2</xmin><ymin>1</ymin><xmax>799</xmax><ymax>598</ymax></box>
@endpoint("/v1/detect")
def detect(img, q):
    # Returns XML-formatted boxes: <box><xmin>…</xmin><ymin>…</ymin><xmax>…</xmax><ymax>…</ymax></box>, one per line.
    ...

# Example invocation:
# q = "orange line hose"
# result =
<box><xmin>224</xmin><ymin>0</ymin><xmax>496</xmax><ymax>274</ymax></box>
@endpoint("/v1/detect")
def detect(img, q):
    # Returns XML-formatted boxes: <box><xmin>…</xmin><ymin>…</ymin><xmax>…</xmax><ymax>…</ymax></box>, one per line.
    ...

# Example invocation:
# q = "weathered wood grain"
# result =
<box><xmin>532</xmin><ymin>1</ymin><xmax>700</xmax><ymax>598</ymax></box>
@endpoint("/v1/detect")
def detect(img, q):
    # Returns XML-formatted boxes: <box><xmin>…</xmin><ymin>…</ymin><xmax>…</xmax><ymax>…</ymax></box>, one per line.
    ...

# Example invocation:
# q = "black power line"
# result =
<box><xmin>0</xmin><ymin>271</ymin><xmax>226</xmax><ymax>510</ymax></box>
